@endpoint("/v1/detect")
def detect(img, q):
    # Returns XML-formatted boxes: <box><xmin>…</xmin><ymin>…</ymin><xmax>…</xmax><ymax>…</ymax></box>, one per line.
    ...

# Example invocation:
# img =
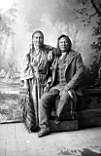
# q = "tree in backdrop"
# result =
<box><xmin>74</xmin><ymin>0</ymin><xmax>101</xmax><ymax>86</ymax></box>
<box><xmin>0</xmin><ymin>6</ymin><xmax>17</xmax><ymax>72</ymax></box>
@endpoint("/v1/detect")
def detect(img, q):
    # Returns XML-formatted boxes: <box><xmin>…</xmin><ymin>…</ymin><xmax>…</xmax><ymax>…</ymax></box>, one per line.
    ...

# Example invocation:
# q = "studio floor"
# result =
<box><xmin>0</xmin><ymin>123</ymin><xmax>101</xmax><ymax>156</ymax></box>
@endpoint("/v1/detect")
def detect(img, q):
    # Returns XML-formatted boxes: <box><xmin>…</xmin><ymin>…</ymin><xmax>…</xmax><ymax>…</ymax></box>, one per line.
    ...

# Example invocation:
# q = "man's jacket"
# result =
<box><xmin>50</xmin><ymin>50</ymin><xmax>84</xmax><ymax>92</ymax></box>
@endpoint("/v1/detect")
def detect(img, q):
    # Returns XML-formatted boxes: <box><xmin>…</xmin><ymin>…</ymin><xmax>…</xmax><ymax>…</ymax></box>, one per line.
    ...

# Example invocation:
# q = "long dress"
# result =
<box><xmin>23</xmin><ymin>45</ymin><xmax>53</xmax><ymax>131</ymax></box>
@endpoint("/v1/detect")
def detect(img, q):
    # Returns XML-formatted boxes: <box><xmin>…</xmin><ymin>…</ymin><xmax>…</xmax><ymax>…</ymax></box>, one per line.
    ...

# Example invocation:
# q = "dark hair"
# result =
<box><xmin>32</xmin><ymin>30</ymin><xmax>44</xmax><ymax>50</ymax></box>
<box><xmin>32</xmin><ymin>30</ymin><xmax>44</xmax><ymax>40</ymax></box>
<box><xmin>56</xmin><ymin>34</ymin><xmax>72</xmax><ymax>56</ymax></box>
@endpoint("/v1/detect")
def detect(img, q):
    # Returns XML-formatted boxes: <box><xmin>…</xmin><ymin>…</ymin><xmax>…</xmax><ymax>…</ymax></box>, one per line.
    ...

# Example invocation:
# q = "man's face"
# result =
<box><xmin>32</xmin><ymin>32</ymin><xmax>44</xmax><ymax>49</ymax></box>
<box><xmin>59</xmin><ymin>37</ymin><xmax>69</xmax><ymax>52</ymax></box>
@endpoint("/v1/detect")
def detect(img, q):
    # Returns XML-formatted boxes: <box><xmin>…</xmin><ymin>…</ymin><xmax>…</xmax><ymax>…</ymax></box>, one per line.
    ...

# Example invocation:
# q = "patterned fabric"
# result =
<box><xmin>23</xmin><ymin>45</ymin><xmax>54</xmax><ymax>131</ymax></box>
<box><xmin>23</xmin><ymin>93</ymin><xmax>37</xmax><ymax>132</ymax></box>
<box><xmin>50</xmin><ymin>54</ymin><xmax>68</xmax><ymax>94</ymax></box>
<box><xmin>57</xmin><ymin>55</ymin><xmax>67</xmax><ymax>85</ymax></box>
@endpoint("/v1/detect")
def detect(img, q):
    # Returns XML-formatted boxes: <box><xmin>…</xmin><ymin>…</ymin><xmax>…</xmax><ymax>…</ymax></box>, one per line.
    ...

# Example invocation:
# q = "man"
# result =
<box><xmin>38</xmin><ymin>34</ymin><xmax>84</xmax><ymax>137</ymax></box>
<box><xmin>23</xmin><ymin>30</ymin><xmax>54</xmax><ymax>131</ymax></box>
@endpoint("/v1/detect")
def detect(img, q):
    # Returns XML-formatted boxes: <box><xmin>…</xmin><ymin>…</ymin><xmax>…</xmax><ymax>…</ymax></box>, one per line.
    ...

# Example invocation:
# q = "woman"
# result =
<box><xmin>23</xmin><ymin>30</ymin><xmax>54</xmax><ymax>131</ymax></box>
<box><xmin>38</xmin><ymin>34</ymin><xmax>84</xmax><ymax>137</ymax></box>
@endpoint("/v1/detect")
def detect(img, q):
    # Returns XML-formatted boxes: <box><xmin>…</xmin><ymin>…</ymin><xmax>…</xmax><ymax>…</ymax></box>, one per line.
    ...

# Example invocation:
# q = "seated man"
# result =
<box><xmin>38</xmin><ymin>34</ymin><xmax>84</xmax><ymax>137</ymax></box>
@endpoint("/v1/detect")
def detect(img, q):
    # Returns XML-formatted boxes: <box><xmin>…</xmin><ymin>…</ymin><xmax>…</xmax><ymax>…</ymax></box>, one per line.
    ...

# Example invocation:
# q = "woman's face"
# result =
<box><xmin>59</xmin><ymin>37</ymin><xmax>69</xmax><ymax>52</ymax></box>
<box><xmin>32</xmin><ymin>32</ymin><xmax>44</xmax><ymax>49</ymax></box>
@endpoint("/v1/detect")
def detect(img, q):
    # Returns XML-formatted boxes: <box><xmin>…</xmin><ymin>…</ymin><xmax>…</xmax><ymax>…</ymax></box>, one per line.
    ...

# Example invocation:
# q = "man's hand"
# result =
<box><xmin>68</xmin><ymin>90</ymin><xmax>73</xmax><ymax>99</ymax></box>
<box><xmin>44</xmin><ymin>83</ymin><xmax>50</xmax><ymax>93</ymax></box>
<box><xmin>62</xmin><ymin>88</ymin><xmax>73</xmax><ymax>99</ymax></box>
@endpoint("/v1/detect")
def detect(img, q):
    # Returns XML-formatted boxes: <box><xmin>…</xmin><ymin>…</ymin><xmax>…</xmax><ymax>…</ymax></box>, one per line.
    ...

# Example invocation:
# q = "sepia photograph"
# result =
<box><xmin>0</xmin><ymin>0</ymin><xmax>101</xmax><ymax>155</ymax></box>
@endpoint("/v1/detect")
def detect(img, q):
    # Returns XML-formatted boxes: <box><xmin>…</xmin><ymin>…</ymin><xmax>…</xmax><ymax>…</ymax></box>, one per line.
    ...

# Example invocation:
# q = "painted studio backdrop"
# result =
<box><xmin>0</xmin><ymin>0</ymin><xmax>101</xmax><ymax>122</ymax></box>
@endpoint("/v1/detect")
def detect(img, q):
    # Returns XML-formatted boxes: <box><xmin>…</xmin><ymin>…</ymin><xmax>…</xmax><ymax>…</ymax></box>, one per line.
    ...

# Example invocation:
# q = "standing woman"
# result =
<box><xmin>23</xmin><ymin>30</ymin><xmax>54</xmax><ymax>132</ymax></box>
